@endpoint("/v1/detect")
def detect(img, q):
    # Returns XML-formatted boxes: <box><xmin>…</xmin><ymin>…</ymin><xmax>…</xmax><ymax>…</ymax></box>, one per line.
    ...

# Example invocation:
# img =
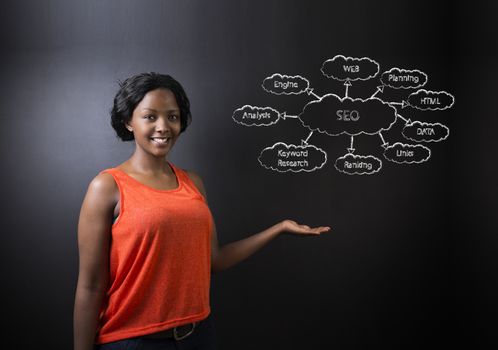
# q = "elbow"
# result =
<box><xmin>211</xmin><ymin>254</ymin><xmax>227</xmax><ymax>273</ymax></box>
<box><xmin>211</xmin><ymin>261</ymin><xmax>223</xmax><ymax>273</ymax></box>
<box><xmin>76</xmin><ymin>281</ymin><xmax>108</xmax><ymax>296</ymax></box>
<box><xmin>76</xmin><ymin>272</ymin><xmax>109</xmax><ymax>294</ymax></box>
<box><xmin>74</xmin><ymin>283</ymin><xmax>107</xmax><ymax>309</ymax></box>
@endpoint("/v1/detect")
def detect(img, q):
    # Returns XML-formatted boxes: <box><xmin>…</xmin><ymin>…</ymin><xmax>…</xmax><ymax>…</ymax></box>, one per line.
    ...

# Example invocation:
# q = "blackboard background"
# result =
<box><xmin>0</xmin><ymin>1</ymin><xmax>496</xmax><ymax>349</ymax></box>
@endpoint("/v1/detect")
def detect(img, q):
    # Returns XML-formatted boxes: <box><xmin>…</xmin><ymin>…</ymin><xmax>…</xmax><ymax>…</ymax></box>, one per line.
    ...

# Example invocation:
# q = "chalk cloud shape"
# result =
<box><xmin>402</xmin><ymin>121</ymin><xmax>449</xmax><ymax>142</ymax></box>
<box><xmin>407</xmin><ymin>89</ymin><xmax>455</xmax><ymax>111</ymax></box>
<box><xmin>321</xmin><ymin>55</ymin><xmax>379</xmax><ymax>81</ymax></box>
<box><xmin>262</xmin><ymin>73</ymin><xmax>310</xmax><ymax>95</ymax></box>
<box><xmin>258</xmin><ymin>142</ymin><xmax>327</xmax><ymax>173</ymax></box>
<box><xmin>232</xmin><ymin>105</ymin><xmax>280</xmax><ymax>127</ymax></box>
<box><xmin>383</xmin><ymin>142</ymin><xmax>431</xmax><ymax>164</ymax></box>
<box><xmin>380</xmin><ymin>68</ymin><xmax>428</xmax><ymax>89</ymax></box>
<box><xmin>335</xmin><ymin>154</ymin><xmax>382</xmax><ymax>175</ymax></box>
<box><xmin>299</xmin><ymin>94</ymin><xmax>397</xmax><ymax>136</ymax></box>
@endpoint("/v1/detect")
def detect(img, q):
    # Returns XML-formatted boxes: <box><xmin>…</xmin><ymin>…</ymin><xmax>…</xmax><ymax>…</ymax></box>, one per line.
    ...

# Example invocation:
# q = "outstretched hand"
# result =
<box><xmin>278</xmin><ymin>219</ymin><xmax>331</xmax><ymax>236</ymax></box>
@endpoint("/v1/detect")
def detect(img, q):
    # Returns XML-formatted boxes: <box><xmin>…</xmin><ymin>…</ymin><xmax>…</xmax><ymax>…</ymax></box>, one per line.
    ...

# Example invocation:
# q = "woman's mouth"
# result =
<box><xmin>150</xmin><ymin>137</ymin><xmax>170</xmax><ymax>146</ymax></box>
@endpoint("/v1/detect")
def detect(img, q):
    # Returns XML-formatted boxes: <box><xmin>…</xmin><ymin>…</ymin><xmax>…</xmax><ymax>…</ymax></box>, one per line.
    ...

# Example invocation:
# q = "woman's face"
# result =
<box><xmin>126</xmin><ymin>88</ymin><xmax>182</xmax><ymax>158</ymax></box>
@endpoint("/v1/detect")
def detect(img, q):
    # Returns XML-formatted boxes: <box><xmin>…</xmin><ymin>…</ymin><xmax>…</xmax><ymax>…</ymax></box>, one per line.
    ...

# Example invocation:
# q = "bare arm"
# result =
<box><xmin>73</xmin><ymin>173</ymin><xmax>117</xmax><ymax>350</ymax></box>
<box><xmin>186</xmin><ymin>171</ymin><xmax>331</xmax><ymax>273</ymax></box>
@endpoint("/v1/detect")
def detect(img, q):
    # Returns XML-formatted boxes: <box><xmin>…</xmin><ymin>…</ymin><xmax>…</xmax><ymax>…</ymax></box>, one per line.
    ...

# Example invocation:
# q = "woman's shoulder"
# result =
<box><xmin>85</xmin><ymin>169</ymin><xmax>119</xmax><ymax>203</ymax></box>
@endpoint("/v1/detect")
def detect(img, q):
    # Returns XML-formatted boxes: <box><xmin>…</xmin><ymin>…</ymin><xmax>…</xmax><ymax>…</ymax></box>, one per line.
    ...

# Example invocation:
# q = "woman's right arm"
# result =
<box><xmin>73</xmin><ymin>173</ymin><xmax>117</xmax><ymax>350</ymax></box>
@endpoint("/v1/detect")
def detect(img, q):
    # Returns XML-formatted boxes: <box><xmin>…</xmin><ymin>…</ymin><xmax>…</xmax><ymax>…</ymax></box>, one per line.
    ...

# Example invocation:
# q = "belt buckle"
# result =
<box><xmin>173</xmin><ymin>322</ymin><xmax>196</xmax><ymax>341</ymax></box>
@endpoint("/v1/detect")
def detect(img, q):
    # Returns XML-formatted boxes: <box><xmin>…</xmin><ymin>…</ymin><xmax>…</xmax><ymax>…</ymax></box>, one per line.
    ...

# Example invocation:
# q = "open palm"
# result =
<box><xmin>280</xmin><ymin>219</ymin><xmax>331</xmax><ymax>236</ymax></box>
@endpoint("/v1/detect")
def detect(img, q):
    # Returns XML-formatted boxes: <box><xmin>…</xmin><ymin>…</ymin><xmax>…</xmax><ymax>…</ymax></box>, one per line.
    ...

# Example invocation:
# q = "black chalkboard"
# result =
<box><xmin>0</xmin><ymin>0</ymin><xmax>496</xmax><ymax>349</ymax></box>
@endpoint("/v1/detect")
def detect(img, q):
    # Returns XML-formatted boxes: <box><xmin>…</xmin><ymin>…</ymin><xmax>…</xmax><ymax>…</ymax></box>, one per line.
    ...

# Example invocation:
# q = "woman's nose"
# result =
<box><xmin>155</xmin><ymin>117</ymin><xmax>170</xmax><ymax>132</ymax></box>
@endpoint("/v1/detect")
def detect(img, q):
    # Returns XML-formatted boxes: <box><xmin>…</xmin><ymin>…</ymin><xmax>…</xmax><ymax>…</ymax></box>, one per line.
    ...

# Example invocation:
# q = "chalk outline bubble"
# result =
<box><xmin>262</xmin><ymin>73</ymin><xmax>310</xmax><ymax>95</ymax></box>
<box><xmin>407</xmin><ymin>89</ymin><xmax>455</xmax><ymax>111</ymax></box>
<box><xmin>321</xmin><ymin>55</ymin><xmax>380</xmax><ymax>81</ymax></box>
<box><xmin>258</xmin><ymin>142</ymin><xmax>328</xmax><ymax>173</ymax></box>
<box><xmin>334</xmin><ymin>153</ymin><xmax>382</xmax><ymax>175</ymax></box>
<box><xmin>232</xmin><ymin>105</ymin><xmax>280</xmax><ymax>127</ymax></box>
<box><xmin>380</xmin><ymin>67</ymin><xmax>428</xmax><ymax>89</ymax></box>
<box><xmin>383</xmin><ymin>142</ymin><xmax>431</xmax><ymax>164</ymax></box>
<box><xmin>299</xmin><ymin>94</ymin><xmax>398</xmax><ymax>136</ymax></box>
<box><xmin>402</xmin><ymin>121</ymin><xmax>450</xmax><ymax>143</ymax></box>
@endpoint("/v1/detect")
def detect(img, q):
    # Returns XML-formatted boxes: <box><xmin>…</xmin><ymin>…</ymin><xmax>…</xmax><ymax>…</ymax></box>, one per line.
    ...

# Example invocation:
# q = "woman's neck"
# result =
<box><xmin>126</xmin><ymin>150</ymin><xmax>171</xmax><ymax>176</ymax></box>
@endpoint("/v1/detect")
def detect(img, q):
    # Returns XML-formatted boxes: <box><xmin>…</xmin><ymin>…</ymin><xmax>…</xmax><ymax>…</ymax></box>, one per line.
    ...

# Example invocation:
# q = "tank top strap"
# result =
<box><xmin>168</xmin><ymin>162</ymin><xmax>206</xmax><ymax>201</ymax></box>
<box><xmin>98</xmin><ymin>168</ymin><xmax>127</xmax><ymax>183</ymax></box>
<box><xmin>99</xmin><ymin>168</ymin><xmax>116</xmax><ymax>176</ymax></box>
<box><xmin>96</xmin><ymin>168</ymin><xmax>132</xmax><ymax>198</ymax></box>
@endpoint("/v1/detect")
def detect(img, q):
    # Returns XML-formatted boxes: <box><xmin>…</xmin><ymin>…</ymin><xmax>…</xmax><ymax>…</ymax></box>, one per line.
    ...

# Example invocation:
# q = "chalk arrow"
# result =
<box><xmin>379</xmin><ymin>132</ymin><xmax>389</xmax><ymax>149</ymax></box>
<box><xmin>301</xmin><ymin>130</ymin><xmax>314</xmax><ymax>146</ymax></box>
<box><xmin>280</xmin><ymin>111</ymin><xmax>299</xmax><ymax>120</ymax></box>
<box><xmin>396</xmin><ymin>114</ymin><xmax>412</xmax><ymax>125</ymax></box>
<box><xmin>388</xmin><ymin>100</ymin><xmax>409</xmax><ymax>109</ymax></box>
<box><xmin>369</xmin><ymin>85</ymin><xmax>385</xmax><ymax>99</ymax></box>
<box><xmin>344</xmin><ymin>79</ymin><xmax>352</xmax><ymax>98</ymax></box>
<box><xmin>306</xmin><ymin>88</ymin><xmax>322</xmax><ymax>100</ymax></box>
<box><xmin>347</xmin><ymin>135</ymin><xmax>355</xmax><ymax>154</ymax></box>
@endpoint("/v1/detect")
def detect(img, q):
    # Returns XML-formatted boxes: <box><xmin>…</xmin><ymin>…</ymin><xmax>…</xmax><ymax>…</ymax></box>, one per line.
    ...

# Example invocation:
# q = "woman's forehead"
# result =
<box><xmin>138</xmin><ymin>88</ymin><xmax>179</xmax><ymax>109</ymax></box>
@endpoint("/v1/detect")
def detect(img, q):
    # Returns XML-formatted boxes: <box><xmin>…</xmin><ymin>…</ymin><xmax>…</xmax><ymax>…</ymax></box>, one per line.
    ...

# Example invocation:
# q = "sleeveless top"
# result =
<box><xmin>94</xmin><ymin>162</ymin><xmax>213</xmax><ymax>344</ymax></box>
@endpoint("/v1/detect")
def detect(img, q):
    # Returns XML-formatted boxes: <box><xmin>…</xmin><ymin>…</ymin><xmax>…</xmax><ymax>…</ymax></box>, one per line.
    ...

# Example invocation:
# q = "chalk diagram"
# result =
<box><xmin>232</xmin><ymin>55</ymin><xmax>454</xmax><ymax>175</ymax></box>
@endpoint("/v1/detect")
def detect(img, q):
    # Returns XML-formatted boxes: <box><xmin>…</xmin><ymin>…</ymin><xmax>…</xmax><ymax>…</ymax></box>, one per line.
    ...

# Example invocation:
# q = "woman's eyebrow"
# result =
<box><xmin>142</xmin><ymin>107</ymin><xmax>180</xmax><ymax>112</ymax></box>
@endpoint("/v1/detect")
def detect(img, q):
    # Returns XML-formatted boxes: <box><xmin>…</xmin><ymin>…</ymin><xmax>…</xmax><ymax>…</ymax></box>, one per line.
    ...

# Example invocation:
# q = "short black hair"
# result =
<box><xmin>110</xmin><ymin>72</ymin><xmax>192</xmax><ymax>141</ymax></box>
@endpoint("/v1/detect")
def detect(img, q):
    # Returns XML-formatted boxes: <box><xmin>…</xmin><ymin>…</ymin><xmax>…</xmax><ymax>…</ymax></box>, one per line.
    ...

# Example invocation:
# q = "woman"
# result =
<box><xmin>73</xmin><ymin>72</ymin><xmax>331</xmax><ymax>350</ymax></box>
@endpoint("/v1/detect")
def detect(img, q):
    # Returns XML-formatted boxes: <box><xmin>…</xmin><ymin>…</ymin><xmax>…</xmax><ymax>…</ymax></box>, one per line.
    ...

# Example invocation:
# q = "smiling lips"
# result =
<box><xmin>151</xmin><ymin>137</ymin><xmax>170</xmax><ymax>146</ymax></box>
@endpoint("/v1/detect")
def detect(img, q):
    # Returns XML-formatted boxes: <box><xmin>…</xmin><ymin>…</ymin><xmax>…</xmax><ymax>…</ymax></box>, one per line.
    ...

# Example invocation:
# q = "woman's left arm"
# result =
<box><xmin>186</xmin><ymin>171</ymin><xmax>331</xmax><ymax>272</ymax></box>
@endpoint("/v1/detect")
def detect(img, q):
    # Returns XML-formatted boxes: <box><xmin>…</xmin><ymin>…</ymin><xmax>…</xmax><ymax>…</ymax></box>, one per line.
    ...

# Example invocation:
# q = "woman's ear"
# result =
<box><xmin>124</xmin><ymin>121</ymin><xmax>133</xmax><ymax>132</ymax></box>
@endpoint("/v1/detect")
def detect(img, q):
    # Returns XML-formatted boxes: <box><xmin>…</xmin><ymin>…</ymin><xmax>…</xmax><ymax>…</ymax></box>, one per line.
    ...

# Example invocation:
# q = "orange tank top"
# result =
<box><xmin>95</xmin><ymin>162</ymin><xmax>213</xmax><ymax>344</ymax></box>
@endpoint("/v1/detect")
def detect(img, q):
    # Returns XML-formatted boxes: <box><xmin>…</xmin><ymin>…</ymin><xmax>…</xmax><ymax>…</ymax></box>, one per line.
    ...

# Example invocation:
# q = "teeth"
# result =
<box><xmin>151</xmin><ymin>138</ymin><xmax>169</xmax><ymax>144</ymax></box>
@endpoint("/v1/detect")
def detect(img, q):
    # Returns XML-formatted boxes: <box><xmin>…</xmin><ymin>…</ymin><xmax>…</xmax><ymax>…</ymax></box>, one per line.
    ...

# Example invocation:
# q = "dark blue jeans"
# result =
<box><xmin>94</xmin><ymin>314</ymin><xmax>217</xmax><ymax>350</ymax></box>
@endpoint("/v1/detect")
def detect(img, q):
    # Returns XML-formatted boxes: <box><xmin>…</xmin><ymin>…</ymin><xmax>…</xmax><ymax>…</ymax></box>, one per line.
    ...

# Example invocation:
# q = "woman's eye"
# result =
<box><xmin>169</xmin><ymin>115</ymin><xmax>179</xmax><ymax>120</ymax></box>
<box><xmin>145</xmin><ymin>115</ymin><xmax>155</xmax><ymax>120</ymax></box>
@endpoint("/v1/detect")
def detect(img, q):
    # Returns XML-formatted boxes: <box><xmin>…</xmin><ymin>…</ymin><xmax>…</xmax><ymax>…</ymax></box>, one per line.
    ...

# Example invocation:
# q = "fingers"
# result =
<box><xmin>309</xmin><ymin>226</ymin><xmax>331</xmax><ymax>235</ymax></box>
<box><xmin>281</xmin><ymin>220</ymin><xmax>332</xmax><ymax>235</ymax></box>
<box><xmin>297</xmin><ymin>224</ymin><xmax>331</xmax><ymax>235</ymax></box>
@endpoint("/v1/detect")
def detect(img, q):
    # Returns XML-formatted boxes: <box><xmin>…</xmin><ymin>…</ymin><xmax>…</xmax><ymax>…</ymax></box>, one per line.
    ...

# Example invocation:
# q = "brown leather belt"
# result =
<box><xmin>140</xmin><ymin>321</ymin><xmax>198</xmax><ymax>341</ymax></box>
